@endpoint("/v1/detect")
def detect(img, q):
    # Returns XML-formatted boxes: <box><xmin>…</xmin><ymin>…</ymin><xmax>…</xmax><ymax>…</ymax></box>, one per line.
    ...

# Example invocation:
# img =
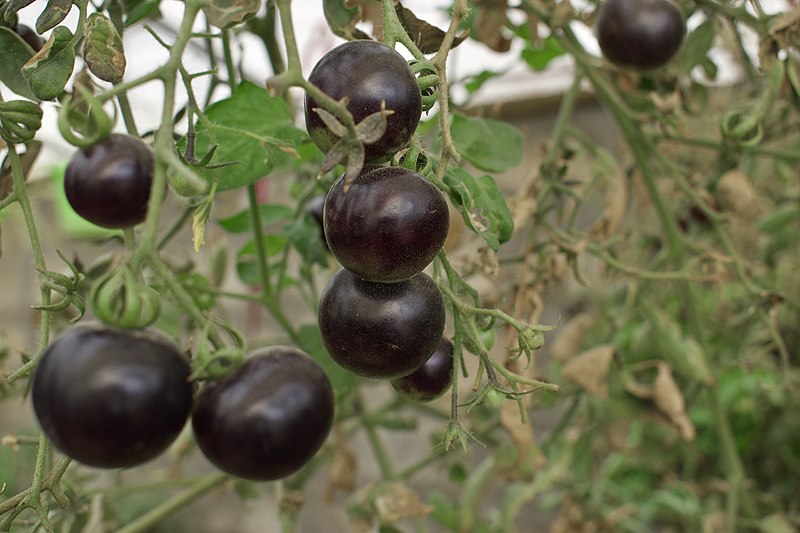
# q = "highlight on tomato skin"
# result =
<box><xmin>30</xmin><ymin>324</ymin><xmax>194</xmax><ymax>469</ymax></box>
<box><xmin>63</xmin><ymin>133</ymin><xmax>154</xmax><ymax>229</ymax></box>
<box><xmin>318</xmin><ymin>268</ymin><xmax>446</xmax><ymax>380</ymax></box>
<box><xmin>595</xmin><ymin>0</ymin><xmax>686</xmax><ymax>70</ymax></box>
<box><xmin>323</xmin><ymin>165</ymin><xmax>450</xmax><ymax>283</ymax></box>
<box><xmin>391</xmin><ymin>337</ymin><xmax>455</xmax><ymax>402</ymax></box>
<box><xmin>304</xmin><ymin>39</ymin><xmax>423</xmax><ymax>163</ymax></box>
<box><xmin>191</xmin><ymin>346</ymin><xmax>335</xmax><ymax>482</ymax></box>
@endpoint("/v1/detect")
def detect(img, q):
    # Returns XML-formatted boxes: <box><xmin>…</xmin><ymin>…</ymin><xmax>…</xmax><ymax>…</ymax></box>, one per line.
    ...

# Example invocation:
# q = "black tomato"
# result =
<box><xmin>191</xmin><ymin>347</ymin><xmax>335</xmax><ymax>481</ymax></box>
<box><xmin>305</xmin><ymin>40</ymin><xmax>422</xmax><ymax>163</ymax></box>
<box><xmin>324</xmin><ymin>166</ymin><xmax>449</xmax><ymax>283</ymax></box>
<box><xmin>596</xmin><ymin>0</ymin><xmax>686</xmax><ymax>70</ymax></box>
<box><xmin>16</xmin><ymin>24</ymin><xmax>43</xmax><ymax>52</ymax></box>
<box><xmin>31</xmin><ymin>324</ymin><xmax>193</xmax><ymax>469</ymax></box>
<box><xmin>64</xmin><ymin>133</ymin><xmax>154</xmax><ymax>229</ymax></box>
<box><xmin>318</xmin><ymin>268</ymin><xmax>445</xmax><ymax>379</ymax></box>
<box><xmin>391</xmin><ymin>337</ymin><xmax>454</xmax><ymax>402</ymax></box>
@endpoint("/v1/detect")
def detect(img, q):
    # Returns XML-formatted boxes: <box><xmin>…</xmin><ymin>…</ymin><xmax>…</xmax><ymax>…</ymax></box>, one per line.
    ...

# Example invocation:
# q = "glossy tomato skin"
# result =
<box><xmin>16</xmin><ymin>24</ymin><xmax>43</xmax><ymax>52</ymax></box>
<box><xmin>596</xmin><ymin>0</ymin><xmax>685</xmax><ymax>70</ymax></box>
<box><xmin>324</xmin><ymin>166</ymin><xmax>449</xmax><ymax>283</ymax></box>
<box><xmin>64</xmin><ymin>133</ymin><xmax>154</xmax><ymax>229</ymax></box>
<box><xmin>305</xmin><ymin>40</ymin><xmax>422</xmax><ymax>163</ymax></box>
<box><xmin>391</xmin><ymin>337</ymin><xmax>454</xmax><ymax>402</ymax></box>
<box><xmin>31</xmin><ymin>324</ymin><xmax>193</xmax><ymax>469</ymax></box>
<box><xmin>191</xmin><ymin>347</ymin><xmax>334</xmax><ymax>481</ymax></box>
<box><xmin>318</xmin><ymin>268</ymin><xmax>445</xmax><ymax>379</ymax></box>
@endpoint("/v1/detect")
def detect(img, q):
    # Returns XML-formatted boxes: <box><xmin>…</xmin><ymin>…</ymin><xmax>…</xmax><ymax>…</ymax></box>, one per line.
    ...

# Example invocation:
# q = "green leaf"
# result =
<box><xmin>122</xmin><ymin>0</ymin><xmax>161</xmax><ymax>26</ymax></box>
<box><xmin>464</xmin><ymin>70</ymin><xmax>500</xmax><ymax>94</ymax></box>
<box><xmin>202</xmin><ymin>0</ymin><xmax>261</xmax><ymax>29</ymax></box>
<box><xmin>36</xmin><ymin>0</ymin><xmax>73</xmax><ymax>33</ymax></box>
<box><xmin>4</xmin><ymin>0</ymin><xmax>36</xmax><ymax>21</ymax></box>
<box><xmin>450</xmin><ymin>113</ymin><xmax>522</xmax><ymax>173</ymax></box>
<box><xmin>677</xmin><ymin>19</ymin><xmax>715</xmax><ymax>74</ymax></box>
<box><xmin>21</xmin><ymin>26</ymin><xmax>75</xmax><ymax>101</ymax></box>
<box><xmin>189</xmin><ymin>81</ymin><xmax>306</xmax><ymax>191</ymax></box>
<box><xmin>217</xmin><ymin>204</ymin><xmax>294</xmax><ymax>233</ymax></box>
<box><xmin>323</xmin><ymin>0</ymin><xmax>370</xmax><ymax>40</ymax></box>
<box><xmin>235</xmin><ymin>235</ymin><xmax>289</xmax><ymax>285</ymax></box>
<box><xmin>521</xmin><ymin>35</ymin><xmax>565</xmax><ymax>71</ymax></box>
<box><xmin>0</xmin><ymin>27</ymin><xmax>37</xmax><ymax>100</ymax></box>
<box><xmin>444</xmin><ymin>168</ymin><xmax>514</xmax><ymax>250</ymax></box>
<box><xmin>82</xmin><ymin>13</ymin><xmax>126</xmax><ymax>83</ymax></box>
<box><xmin>284</xmin><ymin>215</ymin><xmax>329</xmax><ymax>267</ymax></box>
<box><xmin>296</xmin><ymin>324</ymin><xmax>356</xmax><ymax>401</ymax></box>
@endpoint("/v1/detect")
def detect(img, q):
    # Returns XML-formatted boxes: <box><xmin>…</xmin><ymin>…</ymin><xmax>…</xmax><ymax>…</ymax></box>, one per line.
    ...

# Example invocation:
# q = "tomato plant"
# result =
<box><xmin>0</xmin><ymin>0</ymin><xmax>798</xmax><ymax>531</ymax></box>
<box><xmin>31</xmin><ymin>324</ymin><xmax>193</xmax><ymax>469</ymax></box>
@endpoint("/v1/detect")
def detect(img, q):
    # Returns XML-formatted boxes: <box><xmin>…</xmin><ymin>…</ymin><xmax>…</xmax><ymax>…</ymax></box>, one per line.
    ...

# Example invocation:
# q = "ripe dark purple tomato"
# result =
<box><xmin>31</xmin><ymin>324</ymin><xmax>193</xmax><ymax>469</ymax></box>
<box><xmin>391</xmin><ymin>337</ymin><xmax>454</xmax><ymax>402</ymax></box>
<box><xmin>16</xmin><ymin>24</ymin><xmax>43</xmax><ymax>52</ymax></box>
<box><xmin>324</xmin><ymin>166</ymin><xmax>449</xmax><ymax>283</ymax></box>
<box><xmin>596</xmin><ymin>0</ymin><xmax>686</xmax><ymax>70</ymax></box>
<box><xmin>191</xmin><ymin>347</ymin><xmax>335</xmax><ymax>481</ymax></box>
<box><xmin>64</xmin><ymin>133</ymin><xmax>154</xmax><ymax>229</ymax></box>
<box><xmin>305</xmin><ymin>40</ymin><xmax>422</xmax><ymax>163</ymax></box>
<box><xmin>318</xmin><ymin>268</ymin><xmax>445</xmax><ymax>379</ymax></box>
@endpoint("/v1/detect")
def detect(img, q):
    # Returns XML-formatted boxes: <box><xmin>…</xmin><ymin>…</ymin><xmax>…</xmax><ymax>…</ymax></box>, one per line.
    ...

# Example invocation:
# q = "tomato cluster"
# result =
<box><xmin>308</xmin><ymin>40</ymin><xmax>454</xmax><ymax>396</ymax></box>
<box><xmin>32</xmin><ymin>325</ymin><xmax>335</xmax><ymax>479</ymax></box>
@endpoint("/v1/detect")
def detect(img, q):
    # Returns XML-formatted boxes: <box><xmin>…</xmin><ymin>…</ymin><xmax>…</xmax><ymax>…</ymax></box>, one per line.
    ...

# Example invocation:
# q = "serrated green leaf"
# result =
<box><xmin>521</xmin><ymin>35</ymin><xmax>564</xmax><ymax>71</ymax></box>
<box><xmin>450</xmin><ymin>113</ymin><xmax>522</xmax><ymax>173</ymax></box>
<box><xmin>677</xmin><ymin>19</ymin><xmax>715</xmax><ymax>74</ymax></box>
<box><xmin>296</xmin><ymin>324</ymin><xmax>356</xmax><ymax>401</ymax></box>
<box><xmin>21</xmin><ymin>25</ymin><xmax>75</xmax><ymax>100</ymax></box>
<box><xmin>82</xmin><ymin>13</ymin><xmax>126</xmax><ymax>83</ymax></box>
<box><xmin>188</xmin><ymin>81</ymin><xmax>306</xmax><ymax>191</ymax></box>
<box><xmin>36</xmin><ymin>0</ymin><xmax>72</xmax><ymax>33</ymax></box>
<box><xmin>217</xmin><ymin>204</ymin><xmax>294</xmax><ymax>233</ymax></box>
<box><xmin>0</xmin><ymin>27</ymin><xmax>37</xmax><ymax>100</ymax></box>
<box><xmin>444</xmin><ymin>168</ymin><xmax>513</xmax><ymax>250</ymax></box>
<box><xmin>202</xmin><ymin>0</ymin><xmax>261</xmax><ymax>29</ymax></box>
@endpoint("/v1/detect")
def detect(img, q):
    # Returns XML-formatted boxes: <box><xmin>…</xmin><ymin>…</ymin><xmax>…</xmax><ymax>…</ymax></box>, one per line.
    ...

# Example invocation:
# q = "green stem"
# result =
<box><xmin>114</xmin><ymin>472</ymin><xmax>229</xmax><ymax>533</ymax></box>
<box><xmin>221</xmin><ymin>30</ymin><xmax>238</xmax><ymax>86</ymax></box>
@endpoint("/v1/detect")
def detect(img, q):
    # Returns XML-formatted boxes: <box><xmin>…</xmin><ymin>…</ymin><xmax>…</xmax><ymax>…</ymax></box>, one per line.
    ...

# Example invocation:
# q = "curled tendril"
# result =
<box><xmin>189</xmin><ymin>319</ymin><xmax>246</xmax><ymax>381</ymax></box>
<box><xmin>32</xmin><ymin>250</ymin><xmax>86</xmax><ymax>323</ymax></box>
<box><xmin>720</xmin><ymin>108</ymin><xmax>764</xmax><ymax>149</ymax></box>
<box><xmin>57</xmin><ymin>85</ymin><xmax>116</xmax><ymax>149</ymax></box>
<box><xmin>89</xmin><ymin>266</ymin><xmax>161</xmax><ymax>329</ymax></box>
<box><xmin>399</xmin><ymin>146</ymin><xmax>432</xmax><ymax>176</ymax></box>
<box><xmin>410</xmin><ymin>60</ymin><xmax>439</xmax><ymax>112</ymax></box>
<box><xmin>0</xmin><ymin>100</ymin><xmax>43</xmax><ymax>144</ymax></box>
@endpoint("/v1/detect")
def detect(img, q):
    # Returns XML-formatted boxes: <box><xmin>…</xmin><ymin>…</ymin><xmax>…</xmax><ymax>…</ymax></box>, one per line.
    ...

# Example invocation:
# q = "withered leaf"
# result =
<box><xmin>653</xmin><ymin>363</ymin><xmax>696</xmax><ymax>441</ymax></box>
<box><xmin>562</xmin><ymin>344</ymin><xmax>614</xmax><ymax>397</ymax></box>
<box><xmin>475</xmin><ymin>1</ymin><xmax>512</xmax><ymax>53</ymax></box>
<box><xmin>549</xmin><ymin>313</ymin><xmax>595</xmax><ymax>362</ymax></box>
<box><xmin>82</xmin><ymin>13</ymin><xmax>126</xmax><ymax>83</ymax></box>
<box><xmin>203</xmin><ymin>0</ymin><xmax>261</xmax><ymax>29</ymax></box>
<box><xmin>395</xmin><ymin>3</ymin><xmax>467</xmax><ymax>54</ymax></box>
<box><xmin>36</xmin><ymin>0</ymin><xmax>73</xmax><ymax>33</ymax></box>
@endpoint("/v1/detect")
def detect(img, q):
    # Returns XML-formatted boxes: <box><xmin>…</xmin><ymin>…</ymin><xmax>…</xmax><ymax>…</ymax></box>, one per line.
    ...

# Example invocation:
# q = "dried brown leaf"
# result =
<box><xmin>475</xmin><ymin>1</ymin><xmax>512</xmax><ymax>52</ymax></box>
<box><xmin>549</xmin><ymin>313</ymin><xmax>595</xmax><ymax>362</ymax></box>
<box><xmin>324</xmin><ymin>427</ymin><xmax>357</xmax><ymax>501</ymax></box>
<box><xmin>562</xmin><ymin>344</ymin><xmax>615</xmax><ymax>397</ymax></box>
<box><xmin>395</xmin><ymin>3</ymin><xmax>468</xmax><ymax>54</ymax></box>
<box><xmin>653</xmin><ymin>363</ymin><xmax>696</xmax><ymax>441</ymax></box>
<box><xmin>499</xmin><ymin>399</ymin><xmax>544</xmax><ymax>478</ymax></box>
<box><xmin>717</xmin><ymin>170</ymin><xmax>768</xmax><ymax>221</ymax></box>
